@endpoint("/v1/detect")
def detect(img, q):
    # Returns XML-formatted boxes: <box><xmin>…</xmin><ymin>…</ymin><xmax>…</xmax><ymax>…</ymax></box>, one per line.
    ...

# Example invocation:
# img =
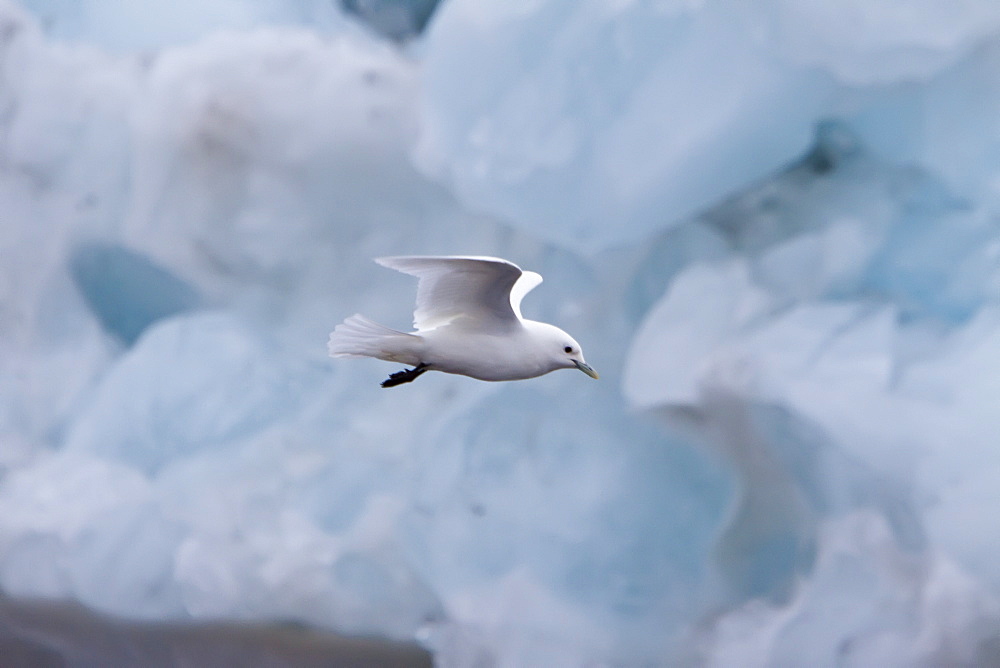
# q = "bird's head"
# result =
<box><xmin>529</xmin><ymin>321</ymin><xmax>599</xmax><ymax>379</ymax></box>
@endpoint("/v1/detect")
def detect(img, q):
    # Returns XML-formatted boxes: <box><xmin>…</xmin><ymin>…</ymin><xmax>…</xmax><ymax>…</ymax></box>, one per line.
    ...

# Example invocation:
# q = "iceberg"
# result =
<box><xmin>2</xmin><ymin>0</ymin><xmax>1000</xmax><ymax>665</ymax></box>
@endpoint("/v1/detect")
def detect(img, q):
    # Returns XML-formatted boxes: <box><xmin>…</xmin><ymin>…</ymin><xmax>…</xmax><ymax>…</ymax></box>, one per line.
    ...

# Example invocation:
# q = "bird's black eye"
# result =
<box><xmin>564</xmin><ymin>346</ymin><xmax>573</xmax><ymax>354</ymax></box>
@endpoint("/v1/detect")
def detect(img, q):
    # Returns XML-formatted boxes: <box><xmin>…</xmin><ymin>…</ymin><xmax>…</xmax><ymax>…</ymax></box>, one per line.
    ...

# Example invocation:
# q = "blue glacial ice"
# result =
<box><xmin>69</xmin><ymin>242</ymin><xmax>202</xmax><ymax>345</ymax></box>
<box><xmin>2</xmin><ymin>0</ymin><xmax>1000</xmax><ymax>665</ymax></box>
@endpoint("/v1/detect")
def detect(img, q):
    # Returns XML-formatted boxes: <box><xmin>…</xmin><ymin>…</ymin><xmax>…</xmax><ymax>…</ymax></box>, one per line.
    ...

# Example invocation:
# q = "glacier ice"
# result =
<box><xmin>18</xmin><ymin>0</ymin><xmax>351</xmax><ymax>51</ymax></box>
<box><xmin>69</xmin><ymin>242</ymin><xmax>202</xmax><ymax>345</ymax></box>
<box><xmin>416</xmin><ymin>0</ymin><xmax>837</xmax><ymax>252</ymax></box>
<box><xmin>768</xmin><ymin>0</ymin><xmax>1000</xmax><ymax>84</ymax></box>
<box><xmin>340</xmin><ymin>0</ymin><xmax>441</xmax><ymax>42</ymax></box>
<box><xmin>64</xmin><ymin>312</ymin><xmax>328</xmax><ymax>473</ymax></box>
<box><xmin>2</xmin><ymin>0</ymin><xmax>1000</xmax><ymax>665</ymax></box>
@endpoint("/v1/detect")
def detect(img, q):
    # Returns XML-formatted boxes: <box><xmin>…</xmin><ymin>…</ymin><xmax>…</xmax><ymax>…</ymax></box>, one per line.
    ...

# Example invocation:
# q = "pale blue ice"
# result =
<box><xmin>1</xmin><ymin>0</ymin><xmax>999</xmax><ymax>665</ymax></box>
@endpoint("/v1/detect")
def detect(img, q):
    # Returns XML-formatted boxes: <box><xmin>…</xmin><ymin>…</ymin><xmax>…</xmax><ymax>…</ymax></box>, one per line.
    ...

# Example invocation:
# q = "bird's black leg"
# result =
<box><xmin>381</xmin><ymin>362</ymin><xmax>430</xmax><ymax>388</ymax></box>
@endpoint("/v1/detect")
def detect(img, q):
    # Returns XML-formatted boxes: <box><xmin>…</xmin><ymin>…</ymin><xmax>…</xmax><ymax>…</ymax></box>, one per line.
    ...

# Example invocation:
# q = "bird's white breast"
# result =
<box><xmin>420</xmin><ymin>323</ymin><xmax>555</xmax><ymax>381</ymax></box>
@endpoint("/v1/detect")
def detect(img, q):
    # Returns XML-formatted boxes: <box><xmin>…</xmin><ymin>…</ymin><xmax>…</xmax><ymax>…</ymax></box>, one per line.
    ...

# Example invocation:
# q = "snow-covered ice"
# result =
<box><xmin>2</xmin><ymin>0</ymin><xmax>1000</xmax><ymax>665</ymax></box>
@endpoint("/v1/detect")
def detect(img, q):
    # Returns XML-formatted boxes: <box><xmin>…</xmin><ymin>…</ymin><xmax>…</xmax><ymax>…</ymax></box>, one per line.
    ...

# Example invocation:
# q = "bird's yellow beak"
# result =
<box><xmin>574</xmin><ymin>360</ymin><xmax>599</xmax><ymax>379</ymax></box>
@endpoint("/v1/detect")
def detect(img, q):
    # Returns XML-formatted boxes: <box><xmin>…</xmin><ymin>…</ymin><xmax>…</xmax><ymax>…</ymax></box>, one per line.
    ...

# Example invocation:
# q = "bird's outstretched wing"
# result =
<box><xmin>375</xmin><ymin>256</ymin><xmax>543</xmax><ymax>331</ymax></box>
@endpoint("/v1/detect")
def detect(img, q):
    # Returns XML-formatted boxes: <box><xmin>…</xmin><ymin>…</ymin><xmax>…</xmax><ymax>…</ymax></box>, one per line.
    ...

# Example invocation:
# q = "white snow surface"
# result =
<box><xmin>2</xmin><ymin>0</ymin><xmax>1000</xmax><ymax>665</ymax></box>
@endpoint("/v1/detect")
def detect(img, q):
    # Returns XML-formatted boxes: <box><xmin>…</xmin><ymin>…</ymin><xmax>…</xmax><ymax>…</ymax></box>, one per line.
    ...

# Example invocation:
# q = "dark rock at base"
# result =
<box><xmin>0</xmin><ymin>596</ymin><xmax>433</xmax><ymax>668</ymax></box>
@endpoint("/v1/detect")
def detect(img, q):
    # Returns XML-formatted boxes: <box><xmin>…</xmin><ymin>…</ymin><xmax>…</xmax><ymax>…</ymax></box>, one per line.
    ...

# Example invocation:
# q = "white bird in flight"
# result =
<box><xmin>328</xmin><ymin>256</ymin><xmax>599</xmax><ymax>387</ymax></box>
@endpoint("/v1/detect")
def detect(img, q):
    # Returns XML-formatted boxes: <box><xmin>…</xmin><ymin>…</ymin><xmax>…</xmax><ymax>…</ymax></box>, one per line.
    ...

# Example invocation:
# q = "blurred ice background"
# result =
<box><xmin>2</xmin><ymin>0</ymin><xmax>1000</xmax><ymax>665</ymax></box>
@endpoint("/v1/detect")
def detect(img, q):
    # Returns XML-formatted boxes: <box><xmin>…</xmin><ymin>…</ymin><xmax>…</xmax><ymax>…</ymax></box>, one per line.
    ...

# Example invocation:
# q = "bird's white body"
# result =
<box><xmin>328</xmin><ymin>256</ymin><xmax>598</xmax><ymax>385</ymax></box>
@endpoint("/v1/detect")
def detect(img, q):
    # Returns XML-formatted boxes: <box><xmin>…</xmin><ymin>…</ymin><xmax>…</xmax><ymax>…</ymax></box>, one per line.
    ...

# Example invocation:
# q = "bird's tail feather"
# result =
<box><xmin>328</xmin><ymin>314</ymin><xmax>419</xmax><ymax>362</ymax></box>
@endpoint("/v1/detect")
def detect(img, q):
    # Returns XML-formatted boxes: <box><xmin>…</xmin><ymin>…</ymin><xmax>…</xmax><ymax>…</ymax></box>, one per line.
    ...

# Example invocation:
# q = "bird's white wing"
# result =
<box><xmin>375</xmin><ymin>256</ymin><xmax>541</xmax><ymax>331</ymax></box>
<box><xmin>510</xmin><ymin>270</ymin><xmax>542</xmax><ymax>320</ymax></box>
